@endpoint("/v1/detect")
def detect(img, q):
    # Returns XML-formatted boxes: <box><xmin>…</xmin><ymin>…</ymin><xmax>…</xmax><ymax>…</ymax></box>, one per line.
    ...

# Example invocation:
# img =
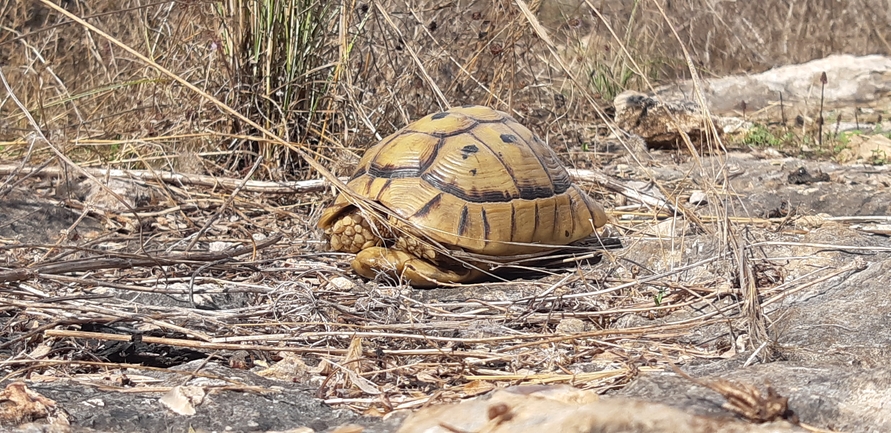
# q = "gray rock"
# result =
<box><xmin>654</xmin><ymin>54</ymin><xmax>891</xmax><ymax>119</ymax></box>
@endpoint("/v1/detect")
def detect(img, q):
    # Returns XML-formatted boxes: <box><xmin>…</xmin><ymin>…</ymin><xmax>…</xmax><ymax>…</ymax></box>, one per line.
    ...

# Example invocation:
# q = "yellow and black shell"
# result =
<box><xmin>318</xmin><ymin>105</ymin><xmax>608</xmax><ymax>284</ymax></box>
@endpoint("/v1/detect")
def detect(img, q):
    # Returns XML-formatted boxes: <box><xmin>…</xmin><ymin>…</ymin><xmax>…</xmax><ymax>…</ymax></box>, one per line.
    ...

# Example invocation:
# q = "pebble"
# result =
<box><xmin>688</xmin><ymin>190</ymin><xmax>708</xmax><ymax>205</ymax></box>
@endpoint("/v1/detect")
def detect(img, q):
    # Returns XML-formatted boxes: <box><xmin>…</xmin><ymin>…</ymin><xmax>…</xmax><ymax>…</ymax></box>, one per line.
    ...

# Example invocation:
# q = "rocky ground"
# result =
<box><xmin>2</xmin><ymin>55</ymin><xmax>891</xmax><ymax>433</ymax></box>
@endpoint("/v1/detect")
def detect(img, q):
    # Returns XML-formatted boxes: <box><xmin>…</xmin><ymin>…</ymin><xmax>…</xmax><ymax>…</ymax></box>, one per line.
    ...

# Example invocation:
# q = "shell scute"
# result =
<box><xmin>319</xmin><ymin>105</ymin><xmax>608</xmax><ymax>259</ymax></box>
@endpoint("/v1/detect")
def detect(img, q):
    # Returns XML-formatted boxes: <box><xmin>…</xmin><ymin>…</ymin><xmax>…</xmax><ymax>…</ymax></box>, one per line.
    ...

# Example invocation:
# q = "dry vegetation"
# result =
<box><xmin>0</xmin><ymin>0</ymin><xmax>889</xmax><ymax>422</ymax></box>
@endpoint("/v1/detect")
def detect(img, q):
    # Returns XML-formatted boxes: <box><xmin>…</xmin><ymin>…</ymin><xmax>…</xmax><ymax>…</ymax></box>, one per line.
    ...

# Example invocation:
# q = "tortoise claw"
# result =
<box><xmin>352</xmin><ymin>247</ymin><xmax>477</xmax><ymax>288</ymax></box>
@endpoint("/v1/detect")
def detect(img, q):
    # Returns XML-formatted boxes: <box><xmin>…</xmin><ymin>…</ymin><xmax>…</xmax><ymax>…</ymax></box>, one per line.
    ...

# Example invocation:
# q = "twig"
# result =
<box><xmin>185</xmin><ymin>155</ymin><xmax>263</xmax><ymax>251</ymax></box>
<box><xmin>818</xmin><ymin>72</ymin><xmax>827</xmax><ymax>146</ymax></box>
<box><xmin>373</xmin><ymin>2</ymin><xmax>449</xmax><ymax>109</ymax></box>
<box><xmin>0</xmin><ymin>234</ymin><xmax>282</xmax><ymax>283</ymax></box>
<box><xmin>0</xmin><ymin>164</ymin><xmax>334</xmax><ymax>194</ymax></box>
<box><xmin>569</xmin><ymin>168</ymin><xmax>679</xmax><ymax>215</ymax></box>
<box><xmin>43</xmin><ymin>330</ymin><xmax>501</xmax><ymax>358</ymax></box>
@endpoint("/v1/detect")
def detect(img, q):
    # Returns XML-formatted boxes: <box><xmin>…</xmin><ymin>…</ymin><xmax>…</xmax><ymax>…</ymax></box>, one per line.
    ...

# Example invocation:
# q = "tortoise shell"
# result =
<box><xmin>318</xmin><ymin>105</ymin><xmax>607</xmax><ymax>262</ymax></box>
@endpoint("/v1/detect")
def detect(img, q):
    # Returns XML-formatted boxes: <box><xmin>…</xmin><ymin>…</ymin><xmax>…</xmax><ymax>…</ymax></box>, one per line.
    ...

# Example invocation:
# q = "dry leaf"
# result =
<box><xmin>463</xmin><ymin>380</ymin><xmax>496</xmax><ymax>396</ymax></box>
<box><xmin>257</xmin><ymin>352</ymin><xmax>310</xmax><ymax>381</ymax></box>
<box><xmin>331</xmin><ymin>424</ymin><xmax>365</xmax><ymax>433</ymax></box>
<box><xmin>26</xmin><ymin>344</ymin><xmax>52</xmax><ymax>359</ymax></box>
<box><xmin>670</xmin><ymin>364</ymin><xmax>797</xmax><ymax>423</ymax></box>
<box><xmin>0</xmin><ymin>382</ymin><xmax>61</xmax><ymax>425</ymax></box>
<box><xmin>362</xmin><ymin>406</ymin><xmax>389</xmax><ymax>417</ymax></box>
<box><xmin>159</xmin><ymin>386</ymin><xmax>206</xmax><ymax>416</ymax></box>
<box><xmin>416</xmin><ymin>372</ymin><xmax>444</xmax><ymax>385</ymax></box>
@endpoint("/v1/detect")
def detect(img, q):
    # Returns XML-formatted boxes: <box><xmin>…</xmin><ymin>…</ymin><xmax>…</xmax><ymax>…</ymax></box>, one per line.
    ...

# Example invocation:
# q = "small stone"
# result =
<box><xmin>857</xmin><ymin>134</ymin><xmax>891</xmax><ymax>162</ymax></box>
<box><xmin>159</xmin><ymin>386</ymin><xmax>205</xmax><ymax>416</ymax></box>
<box><xmin>688</xmin><ymin>190</ymin><xmax>708</xmax><ymax>205</ymax></box>
<box><xmin>83</xmin><ymin>398</ymin><xmax>105</xmax><ymax>407</ymax></box>
<box><xmin>761</xmin><ymin>147</ymin><xmax>783</xmax><ymax>158</ymax></box>
<box><xmin>615</xmin><ymin>164</ymin><xmax>632</xmax><ymax>174</ymax></box>
<box><xmin>330</xmin><ymin>276</ymin><xmax>355</xmax><ymax>290</ymax></box>
<box><xmin>209</xmin><ymin>241</ymin><xmax>231</xmax><ymax>252</ymax></box>
<box><xmin>556</xmin><ymin>318</ymin><xmax>588</xmax><ymax>334</ymax></box>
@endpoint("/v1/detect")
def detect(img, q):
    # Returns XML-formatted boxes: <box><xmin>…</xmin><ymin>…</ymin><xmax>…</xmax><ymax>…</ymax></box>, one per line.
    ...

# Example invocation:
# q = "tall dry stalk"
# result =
<box><xmin>215</xmin><ymin>0</ymin><xmax>340</xmax><ymax>179</ymax></box>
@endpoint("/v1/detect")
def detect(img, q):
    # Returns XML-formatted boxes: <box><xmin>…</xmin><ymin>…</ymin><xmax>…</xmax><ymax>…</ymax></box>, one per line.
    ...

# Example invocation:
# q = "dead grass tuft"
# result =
<box><xmin>670</xmin><ymin>363</ymin><xmax>798</xmax><ymax>424</ymax></box>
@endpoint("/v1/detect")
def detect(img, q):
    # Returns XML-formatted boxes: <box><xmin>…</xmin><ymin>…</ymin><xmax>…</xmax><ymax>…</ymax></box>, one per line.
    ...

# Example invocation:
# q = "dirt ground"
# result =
<box><xmin>2</xmin><ymin>1</ymin><xmax>891</xmax><ymax>432</ymax></box>
<box><xmin>3</xmin><ymin>147</ymin><xmax>891</xmax><ymax>432</ymax></box>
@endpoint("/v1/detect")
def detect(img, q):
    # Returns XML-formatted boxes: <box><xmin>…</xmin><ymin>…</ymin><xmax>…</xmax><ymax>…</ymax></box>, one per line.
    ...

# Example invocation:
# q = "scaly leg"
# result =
<box><xmin>352</xmin><ymin>247</ymin><xmax>480</xmax><ymax>288</ymax></box>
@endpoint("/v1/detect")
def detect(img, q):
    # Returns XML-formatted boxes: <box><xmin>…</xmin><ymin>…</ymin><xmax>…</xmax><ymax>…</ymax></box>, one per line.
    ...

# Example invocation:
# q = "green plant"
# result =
<box><xmin>215</xmin><ymin>0</ymin><xmax>339</xmax><ymax>177</ymax></box>
<box><xmin>653</xmin><ymin>288</ymin><xmax>666</xmax><ymax>306</ymax></box>
<box><xmin>743</xmin><ymin>125</ymin><xmax>771</xmax><ymax>146</ymax></box>
<box><xmin>579</xmin><ymin>0</ymin><xmax>668</xmax><ymax>100</ymax></box>
<box><xmin>743</xmin><ymin>125</ymin><xmax>795</xmax><ymax>148</ymax></box>
<box><xmin>869</xmin><ymin>148</ymin><xmax>889</xmax><ymax>165</ymax></box>
<box><xmin>835</xmin><ymin>129</ymin><xmax>863</xmax><ymax>146</ymax></box>
<box><xmin>590</xmin><ymin>62</ymin><xmax>637</xmax><ymax>101</ymax></box>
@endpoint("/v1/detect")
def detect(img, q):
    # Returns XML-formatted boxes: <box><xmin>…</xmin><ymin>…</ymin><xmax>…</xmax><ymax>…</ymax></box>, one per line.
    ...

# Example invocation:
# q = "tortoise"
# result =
<box><xmin>317</xmin><ymin>105</ymin><xmax>608</xmax><ymax>287</ymax></box>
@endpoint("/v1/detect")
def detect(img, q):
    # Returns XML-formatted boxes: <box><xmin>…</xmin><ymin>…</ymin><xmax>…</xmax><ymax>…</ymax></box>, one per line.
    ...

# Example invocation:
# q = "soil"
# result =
<box><xmin>3</xmin><ymin>142</ymin><xmax>891</xmax><ymax>432</ymax></box>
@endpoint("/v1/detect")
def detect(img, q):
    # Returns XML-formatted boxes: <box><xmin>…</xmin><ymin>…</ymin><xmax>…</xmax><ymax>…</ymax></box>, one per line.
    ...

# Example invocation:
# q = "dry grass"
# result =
<box><xmin>2</xmin><ymin>1</ymin><xmax>888</xmax><ymax>169</ymax></box>
<box><xmin>0</xmin><ymin>186</ymin><xmax>834</xmax><ymax>414</ymax></box>
<box><xmin>0</xmin><ymin>0</ymin><xmax>888</xmax><ymax>421</ymax></box>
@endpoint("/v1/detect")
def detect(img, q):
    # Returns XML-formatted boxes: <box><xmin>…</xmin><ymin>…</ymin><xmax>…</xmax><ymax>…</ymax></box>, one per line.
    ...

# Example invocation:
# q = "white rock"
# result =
<box><xmin>329</xmin><ymin>276</ymin><xmax>355</xmax><ymax>290</ymax></box>
<box><xmin>688</xmin><ymin>190</ymin><xmax>708</xmax><ymax>205</ymax></box>
<box><xmin>654</xmin><ymin>54</ymin><xmax>891</xmax><ymax>118</ymax></box>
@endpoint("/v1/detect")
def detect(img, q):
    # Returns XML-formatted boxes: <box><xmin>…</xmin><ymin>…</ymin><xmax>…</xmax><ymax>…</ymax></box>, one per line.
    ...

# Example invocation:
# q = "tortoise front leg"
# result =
<box><xmin>352</xmin><ymin>247</ymin><xmax>479</xmax><ymax>288</ymax></box>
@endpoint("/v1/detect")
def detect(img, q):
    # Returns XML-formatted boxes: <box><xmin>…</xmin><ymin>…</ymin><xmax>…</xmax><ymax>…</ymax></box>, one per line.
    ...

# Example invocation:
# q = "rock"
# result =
<box><xmin>82</xmin><ymin>178</ymin><xmax>152</xmax><ymax>214</ymax></box>
<box><xmin>618</xmin><ymin>364</ymin><xmax>891</xmax><ymax>433</ymax></box>
<box><xmin>665</xmin><ymin>152</ymin><xmax>891</xmax><ymax>218</ymax></box>
<box><xmin>555</xmin><ymin>318</ymin><xmax>587</xmax><ymax>334</ymax></box>
<box><xmin>786</xmin><ymin>167</ymin><xmax>830</xmax><ymax>184</ymax></box>
<box><xmin>395</xmin><ymin>385</ymin><xmax>803</xmax><ymax>433</ymax></box>
<box><xmin>613</xmin><ymin>90</ymin><xmax>720</xmax><ymax>149</ymax></box>
<box><xmin>689</xmin><ymin>190</ymin><xmax>708</xmax><ymax>205</ymax></box>
<box><xmin>654</xmin><ymin>54</ymin><xmax>891</xmax><ymax>120</ymax></box>
<box><xmin>836</xmin><ymin>134</ymin><xmax>891</xmax><ymax>164</ymax></box>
